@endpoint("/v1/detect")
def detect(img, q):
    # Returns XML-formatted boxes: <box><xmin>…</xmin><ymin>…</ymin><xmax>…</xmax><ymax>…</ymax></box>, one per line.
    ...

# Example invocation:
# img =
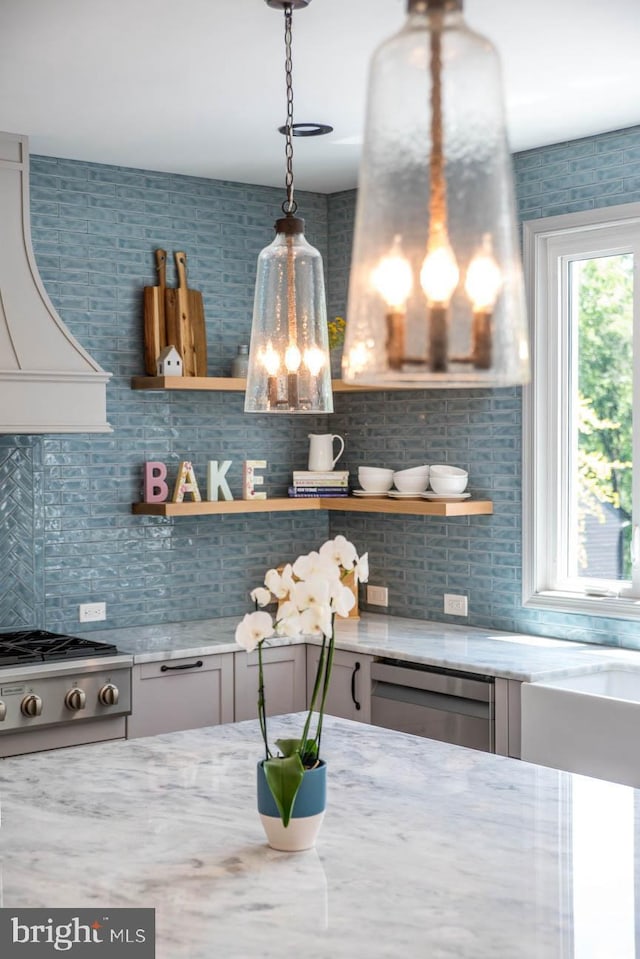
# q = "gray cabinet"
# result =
<box><xmin>234</xmin><ymin>644</ymin><xmax>307</xmax><ymax>722</ymax></box>
<box><xmin>306</xmin><ymin>646</ymin><xmax>372</xmax><ymax>723</ymax></box>
<box><xmin>127</xmin><ymin>652</ymin><xmax>234</xmax><ymax>739</ymax></box>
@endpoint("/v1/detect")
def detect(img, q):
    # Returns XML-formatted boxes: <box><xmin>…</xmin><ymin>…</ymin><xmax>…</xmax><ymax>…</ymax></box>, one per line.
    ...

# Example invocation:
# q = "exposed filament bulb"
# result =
<box><xmin>260</xmin><ymin>342</ymin><xmax>280</xmax><ymax>377</ymax></box>
<box><xmin>284</xmin><ymin>343</ymin><xmax>302</xmax><ymax>373</ymax></box>
<box><xmin>371</xmin><ymin>234</ymin><xmax>413</xmax><ymax>372</ymax></box>
<box><xmin>466</xmin><ymin>234</ymin><xmax>502</xmax><ymax>371</ymax></box>
<box><xmin>304</xmin><ymin>346</ymin><xmax>325</xmax><ymax>376</ymax></box>
<box><xmin>371</xmin><ymin>234</ymin><xmax>413</xmax><ymax>309</ymax></box>
<box><xmin>465</xmin><ymin>233</ymin><xmax>503</xmax><ymax>311</ymax></box>
<box><xmin>419</xmin><ymin>226</ymin><xmax>459</xmax><ymax>307</ymax></box>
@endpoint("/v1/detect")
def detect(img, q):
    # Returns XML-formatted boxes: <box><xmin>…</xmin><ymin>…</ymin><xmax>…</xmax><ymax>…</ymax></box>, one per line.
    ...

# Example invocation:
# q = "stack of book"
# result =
<box><xmin>288</xmin><ymin>470</ymin><xmax>350</xmax><ymax>498</ymax></box>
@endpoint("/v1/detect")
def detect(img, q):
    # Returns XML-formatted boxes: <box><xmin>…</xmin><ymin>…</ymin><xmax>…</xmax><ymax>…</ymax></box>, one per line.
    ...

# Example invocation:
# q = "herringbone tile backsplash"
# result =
<box><xmin>0</xmin><ymin>441</ymin><xmax>44</xmax><ymax>627</ymax></box>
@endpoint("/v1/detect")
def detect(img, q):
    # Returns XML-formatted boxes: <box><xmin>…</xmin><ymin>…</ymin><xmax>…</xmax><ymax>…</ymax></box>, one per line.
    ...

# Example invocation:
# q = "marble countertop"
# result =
<box><xmin>82</xmin><ymin>612</ymin><xmax>640</xmax><ymax>682</ymax></box>
<box><xmin>0</xmin><ymin>714</ymin><xmax>633</xmax><ymax>958</ymax></box>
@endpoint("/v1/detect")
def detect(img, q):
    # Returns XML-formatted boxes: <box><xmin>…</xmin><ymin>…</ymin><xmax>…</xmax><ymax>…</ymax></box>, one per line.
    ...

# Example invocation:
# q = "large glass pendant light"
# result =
<box><xmin>245</xmin><ymin>0</ymin><xmax>333</xmax><ymax>413</ymax></box>
<box><xmin>342</xmin><ymin>0</ymin><xmax>530</xmax><ymax>389</ymax></box>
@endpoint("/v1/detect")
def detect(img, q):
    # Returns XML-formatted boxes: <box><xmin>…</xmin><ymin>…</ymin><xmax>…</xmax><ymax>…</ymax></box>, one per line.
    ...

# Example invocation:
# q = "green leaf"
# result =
<box><xmin>263</xmin><ymin>753</ymin><xmax>305</xmax><ymax>828</ymax></box>
<box><xmin>274</xmin><ymin>738</ymin><xmax>302</xmax><ymax>758</ymax></box>
<box><xmin>275</xmin><ymin>737</ymin><xmax>318</xmax><ymax>765</ymax></box>
<box><xmin>300</xmin><ymin>739</ymin><xmax>318</xmax><ymax>765</ymax></box>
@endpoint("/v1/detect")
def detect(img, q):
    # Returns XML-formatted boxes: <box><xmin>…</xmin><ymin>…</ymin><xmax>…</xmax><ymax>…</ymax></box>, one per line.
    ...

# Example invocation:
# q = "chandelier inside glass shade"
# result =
<box><xmin>342</xmin><ymin>0</ymin><xmax>530</xmax><ymax>389</ymax></box>
<box><xmin>245</xmin><ymin>0</ymin><xmax>332</xmax><ymax>413</ymax></box>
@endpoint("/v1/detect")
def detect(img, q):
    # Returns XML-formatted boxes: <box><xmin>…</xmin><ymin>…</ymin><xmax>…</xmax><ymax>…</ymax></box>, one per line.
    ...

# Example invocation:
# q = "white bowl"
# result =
<box><xmin>358</xmin><ymin>466</ymin><xmax>394</xmax><ymax>492</ymax></box>
<box><xmin>429</xmin><ymin>474</ymin><xmax>468</xmax><ymax>494</ymax></box>
<box><xmin>393</xmin><ymin>470</ymin><xmax>430</xmax><ymax>493</ymax></box>
<box><xmin>393</xmin><ymin>465</ymin><xmax>430</xmax><ymax>477</ymax></box>
<box><xmin>429</xmin><ymin>464</ymin><xmax>468</xmax><ymax>477</ymax></box>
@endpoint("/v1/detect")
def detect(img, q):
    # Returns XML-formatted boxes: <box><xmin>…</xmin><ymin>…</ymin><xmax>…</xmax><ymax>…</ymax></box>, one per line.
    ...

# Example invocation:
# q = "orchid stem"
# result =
<box><xmin>257</xmin><ymin>640</ymin><xmax>271</xmax><ymax>760</ymax></box>
<box><xmin>315</xmin><ymin>615</ymin><xmax>336</xmax><ymax>755</ymax></box>
<box><xmin>300</xmin><ymin>634</ymin><xmax>327</xmax><ymax>758</ymax></box>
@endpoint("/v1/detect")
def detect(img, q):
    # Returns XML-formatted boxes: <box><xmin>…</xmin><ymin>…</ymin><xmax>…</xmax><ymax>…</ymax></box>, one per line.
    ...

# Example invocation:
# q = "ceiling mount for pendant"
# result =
<box><xmin>277</xmin><ymin>122</ymin><xmax>333</xmax><ymax>137</ymax></box>
<box><xmin>245</xmin><ymin>0</ymin><xmax>333</xmax><ymax>414</ymax></box>
<box><xmin>265</xmin><ymin>0</ymin><xmax>311</xmax><ymax>9</ymax></box>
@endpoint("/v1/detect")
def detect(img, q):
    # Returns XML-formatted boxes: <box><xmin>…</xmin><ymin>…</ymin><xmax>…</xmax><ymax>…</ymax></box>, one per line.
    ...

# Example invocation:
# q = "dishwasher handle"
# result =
<box><xmin>371</xmin><ymin>661</ymin><xmax>493</xmax><ymax>702</ymax></box>
<box><xmin>351</xmin><ymin>661</ymin><xmax>361</xmax><ymax>711</ymax></box>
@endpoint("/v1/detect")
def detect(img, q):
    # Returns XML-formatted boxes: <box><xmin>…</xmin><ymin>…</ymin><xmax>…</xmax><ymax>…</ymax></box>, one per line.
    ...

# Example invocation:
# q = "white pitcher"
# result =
<box><xmin>308</xmin><ymin>434</ymin><xmax>345</xmax><ymax>472</ymax></box>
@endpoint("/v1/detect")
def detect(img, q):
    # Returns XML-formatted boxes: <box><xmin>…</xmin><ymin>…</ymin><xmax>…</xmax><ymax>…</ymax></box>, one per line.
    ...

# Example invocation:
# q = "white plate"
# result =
<box><xmin>353</xmin><ymin>489</ymin><xmax>390</xmax><ymax>497</ymax></box>
<box><xmin>388</xmin><ymin>490</ymin><xmax>426</xmax><ymax>499</ymax></box>
<box><xmin>422</xmin><ymin>492</ymin><xmax>471</xmax><ymax>501</ymax></box>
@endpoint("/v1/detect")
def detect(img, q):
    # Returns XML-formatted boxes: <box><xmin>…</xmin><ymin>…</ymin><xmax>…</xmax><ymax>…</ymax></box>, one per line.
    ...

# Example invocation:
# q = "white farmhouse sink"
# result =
<box><xmin>520</xmin><ymin>668</ymin><xmax>640</xmax><ymax>788</ymax></box>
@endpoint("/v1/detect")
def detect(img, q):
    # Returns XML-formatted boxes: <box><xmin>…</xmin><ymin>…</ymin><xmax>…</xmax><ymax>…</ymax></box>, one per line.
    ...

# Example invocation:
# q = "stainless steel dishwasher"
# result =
<box><xmin>370</xmin><ymin>658</ymin><xmax>495</xmax><ymax>752</ymax></box>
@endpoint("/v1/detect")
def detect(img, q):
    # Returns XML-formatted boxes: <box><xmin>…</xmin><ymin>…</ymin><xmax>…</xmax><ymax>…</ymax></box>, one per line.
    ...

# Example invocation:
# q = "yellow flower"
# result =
<box><xmin>327</xmin><ymin>315</ymin><xmax>346</xmax><ymax>350</ymax></box>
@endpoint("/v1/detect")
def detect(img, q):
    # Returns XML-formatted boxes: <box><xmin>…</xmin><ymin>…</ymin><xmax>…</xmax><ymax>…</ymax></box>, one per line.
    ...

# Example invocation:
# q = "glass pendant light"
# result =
<box><xmin>342</xmin><ymin>0</ymin><xmax>530</xmax><ymax>388</ymax></box>
<box><xmin>245</xmin><ymin>0</ymin><xmax>333</xmax><ymax>413</ymax></box>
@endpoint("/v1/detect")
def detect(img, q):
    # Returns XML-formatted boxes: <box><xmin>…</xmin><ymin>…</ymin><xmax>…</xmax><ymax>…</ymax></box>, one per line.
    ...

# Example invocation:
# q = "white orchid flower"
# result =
<box><xmin>235</xmin><ymin>611</ymin><xmax>274</xmax><ymax>652</ymax></box>
<box><xmin>331</xmin><ymin>583</ymin><xmax>356</xmax><ymax>617</ymax></box>
<box><xmin>277</xmin><ymin>599</ymin><xmax>300</xmax><ymax>620</ymax></box>
<box><xmin>250</xmin><ymin>586</ymin><xmax>272</xmax><ymax>607</ymax></box>
<box><xmin>281</xmin><ymin>563</ymin><xmax>296</xmax><ymax>594</ymax></box>
<box><xmin>355</xmin><ymin>551</ymin><xmax>369</xmax><ymax>584</ymax></box>
<box><xmin>292</xmin><ymin>551</ymin><xmax>340</xmax><ymax>583</ymax></box>
<box><xmin>318</xmin><ymin>556</ymin><xmax>341</xmax><ymax>581</ymax></box>
<box><xmin>264</xmin><ymin>567</ymin><xmax>289</xmax><ymax>599</ymax></box>
<box><xmin>300</xmin><ymin>604</ymin><xmax>333</xmax><ymax>638</ymax></box>
<box><xmin>292</xmin><ymin>550</ymin><xmax>319</xmax><ymax>581</ymax></box>
<box><xmin>276</xmin><ymin>611</ymin><xmax>303</xmax><ymax>637</ymax></box>
<box><xmin>319</xmin><ymin>535</ymin><xmax>357</xmax><ymax>571</ymax></box>
<box><xmin>292</xmin><ymin>575</ymin><xmax>331</xmax><ymax>611</ymax></box>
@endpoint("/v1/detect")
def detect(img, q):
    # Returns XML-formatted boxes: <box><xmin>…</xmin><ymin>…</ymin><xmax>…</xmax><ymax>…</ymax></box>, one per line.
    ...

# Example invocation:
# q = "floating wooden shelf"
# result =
<box><xmin>131</xmin><ymin>375</ymin><xmax>395</xmax><ymax>393</ymax></box>
<box><xmin>132</xmin><ymin>497</ymin><xmax>493</xmax><ymax>518</ymax></box>
<box><xmin>130</xmin><ymin>376</ymin><xmax>493</xmax><ymax>520</ymax></box>
<box><xmin>321</xmin><ymin>497</ymin><xmax>493</xmax><ymax>516</ymax></box>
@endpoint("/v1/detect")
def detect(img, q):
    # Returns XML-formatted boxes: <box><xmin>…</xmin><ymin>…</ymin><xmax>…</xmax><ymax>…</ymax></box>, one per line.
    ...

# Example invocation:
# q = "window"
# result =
<box><xmin>523</xmin><ymin>203</ymin><xmax>640</xmax><ymax>620</ymax></box>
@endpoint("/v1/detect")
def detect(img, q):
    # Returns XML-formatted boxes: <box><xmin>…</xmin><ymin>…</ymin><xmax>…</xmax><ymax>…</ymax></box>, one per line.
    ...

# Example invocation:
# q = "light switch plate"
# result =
<box><xmin>444</xmin><ymin>593</ymin><xmax>468</xmax><ymax>616</ymax></box>
<box><xmin>367</xmin><ymin>585</ymin><xmax>389</xmax><ymax>607</ymax></box>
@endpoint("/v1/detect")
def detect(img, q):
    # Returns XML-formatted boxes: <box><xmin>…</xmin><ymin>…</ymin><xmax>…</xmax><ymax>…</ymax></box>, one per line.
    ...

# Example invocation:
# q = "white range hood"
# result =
<box><xmin>0</xmin><ymin>132</ymin><xmax>111</xmax><ymax>433</ymax></box>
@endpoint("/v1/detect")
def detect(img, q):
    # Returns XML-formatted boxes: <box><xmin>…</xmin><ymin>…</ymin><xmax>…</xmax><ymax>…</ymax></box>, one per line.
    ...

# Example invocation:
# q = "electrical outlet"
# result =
<box><xmin>79</xmin><ymin>602</ymin><xmax>106</xmax><ymax>623</ymax></box>
<box><xmin>367</xmin><ymin>585</ymin><xmax>388</xmax><ymax>607</ymax></box>
<box><xmin>444</xmin><ymin>593</ymin><xmax>468</xmax><ymax>617</ymax></box>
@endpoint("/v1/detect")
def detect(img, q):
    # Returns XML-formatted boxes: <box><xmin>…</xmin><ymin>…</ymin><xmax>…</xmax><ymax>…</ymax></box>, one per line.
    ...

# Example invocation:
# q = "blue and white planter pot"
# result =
<box><xmin>257</xmin><ymin>760</ymin><xmax>327</xmax><ymax>852</ymax></box>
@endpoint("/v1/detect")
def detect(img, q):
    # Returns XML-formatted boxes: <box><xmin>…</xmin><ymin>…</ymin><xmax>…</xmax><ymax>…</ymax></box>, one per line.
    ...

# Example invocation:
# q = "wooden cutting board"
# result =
<box><xmin>165</xmin><ymin>251</ymin><xmax>207</xmax><ymax>377</ymax></box>
<box><xmin>143</xmin><ymin>249</ymin><xmax>167</xmax><ymax>374</ymax></box>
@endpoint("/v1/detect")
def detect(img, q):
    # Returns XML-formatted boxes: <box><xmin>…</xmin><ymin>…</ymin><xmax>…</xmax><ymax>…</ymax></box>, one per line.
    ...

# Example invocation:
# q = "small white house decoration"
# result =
<box><xmin>156</xmin><ymin>346</ymin><xmax>183</xmax><ymax>377</ymax></box>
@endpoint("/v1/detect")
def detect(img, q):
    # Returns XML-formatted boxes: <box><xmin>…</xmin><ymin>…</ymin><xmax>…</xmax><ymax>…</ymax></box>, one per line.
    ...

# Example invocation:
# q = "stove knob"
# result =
<box><xmin>21</xmin><ymin>693</ymin><xmax>43</xmax><ymax>718</ymax></box>
<box><xmin>98</xmin><ymin>683</ymin><xmax>119</xmax><ymax>707</ymax></box>
<box><xmin>0</xmin><ymin>700</ymin><xmax>6</xmax><ymax>721</ymax></box>
<box><xmin>65</xmin><ymin>688</ymin><xmax>86</xmax><ymax>711</ymax></box>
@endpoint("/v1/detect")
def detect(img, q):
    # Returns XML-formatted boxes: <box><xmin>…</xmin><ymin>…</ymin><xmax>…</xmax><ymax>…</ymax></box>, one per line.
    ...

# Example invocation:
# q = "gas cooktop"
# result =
<box><xmin>0</xmin><ymin>630</ymin><xmax>119</xmax><ymax>667</ymax></box>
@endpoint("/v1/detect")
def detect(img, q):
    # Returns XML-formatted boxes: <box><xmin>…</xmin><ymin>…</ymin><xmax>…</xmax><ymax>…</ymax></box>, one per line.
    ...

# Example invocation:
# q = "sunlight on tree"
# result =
<box><xmin>576</xmin><ymin>254</ymin><xmax>633</xmax><ymax>575</ymax></box>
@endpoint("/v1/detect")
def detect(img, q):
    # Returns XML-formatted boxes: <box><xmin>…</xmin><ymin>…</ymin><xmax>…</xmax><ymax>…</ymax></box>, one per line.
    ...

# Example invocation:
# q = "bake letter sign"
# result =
<box><xmin>207</xmin><ymin>461</ymin><xmax>233</xmax><ymax>501</ymax></box>
<box><xmin>143</xmin><ymin>461</ymin><xmax>169</xmax><ymax>503</ymax></box>
<box><xmin>243</xmin><ymin>460</ymin><xmax>267</xmax><ymax>500</ymax></box>
<box><xmin>172</xmin><ymin>461</ymin><xmax>202</xmax><ymax>503</ymax></box>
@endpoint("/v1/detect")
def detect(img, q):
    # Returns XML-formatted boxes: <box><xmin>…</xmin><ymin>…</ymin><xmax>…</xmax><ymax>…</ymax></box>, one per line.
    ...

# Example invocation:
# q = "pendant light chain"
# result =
<box><xmin>283</xmin><ymin>4</ymin><xmax>297</xmax><ymax>215</ymax></box>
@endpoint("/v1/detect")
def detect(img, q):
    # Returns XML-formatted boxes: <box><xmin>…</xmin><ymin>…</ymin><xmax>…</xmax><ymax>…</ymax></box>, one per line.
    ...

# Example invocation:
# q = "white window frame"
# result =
<box><xmin>523</xmin><ymin>202</ymin><xmax>640</xmax><ymax>621</ymax></box>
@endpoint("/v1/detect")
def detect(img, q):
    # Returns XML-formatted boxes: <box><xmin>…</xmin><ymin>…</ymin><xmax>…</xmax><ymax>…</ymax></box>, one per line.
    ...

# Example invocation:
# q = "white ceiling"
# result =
<box><xmin>1</xmin><ymin>0</ymin><xmax>639</xmax><ymax>194</ymax></box>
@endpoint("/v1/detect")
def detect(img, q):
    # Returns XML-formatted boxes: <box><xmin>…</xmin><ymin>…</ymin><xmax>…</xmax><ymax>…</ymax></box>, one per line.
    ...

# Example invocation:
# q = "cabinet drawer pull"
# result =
<box><xmin>351</xmin><ymin>661</ymin><xmax>361</xmax><ymax>710</ymax></box>
<box><xmin>160</xmin><ymin>660</ymin><xmax>204</xmax><ymax>672</ymax></box>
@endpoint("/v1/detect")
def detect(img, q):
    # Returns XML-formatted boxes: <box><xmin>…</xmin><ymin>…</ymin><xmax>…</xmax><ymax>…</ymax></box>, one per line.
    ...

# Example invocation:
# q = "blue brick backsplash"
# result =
<box><xmin>1</xmin><ymin>126</ymin><xmax>639</xmax><ymax>645</ymax></box>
